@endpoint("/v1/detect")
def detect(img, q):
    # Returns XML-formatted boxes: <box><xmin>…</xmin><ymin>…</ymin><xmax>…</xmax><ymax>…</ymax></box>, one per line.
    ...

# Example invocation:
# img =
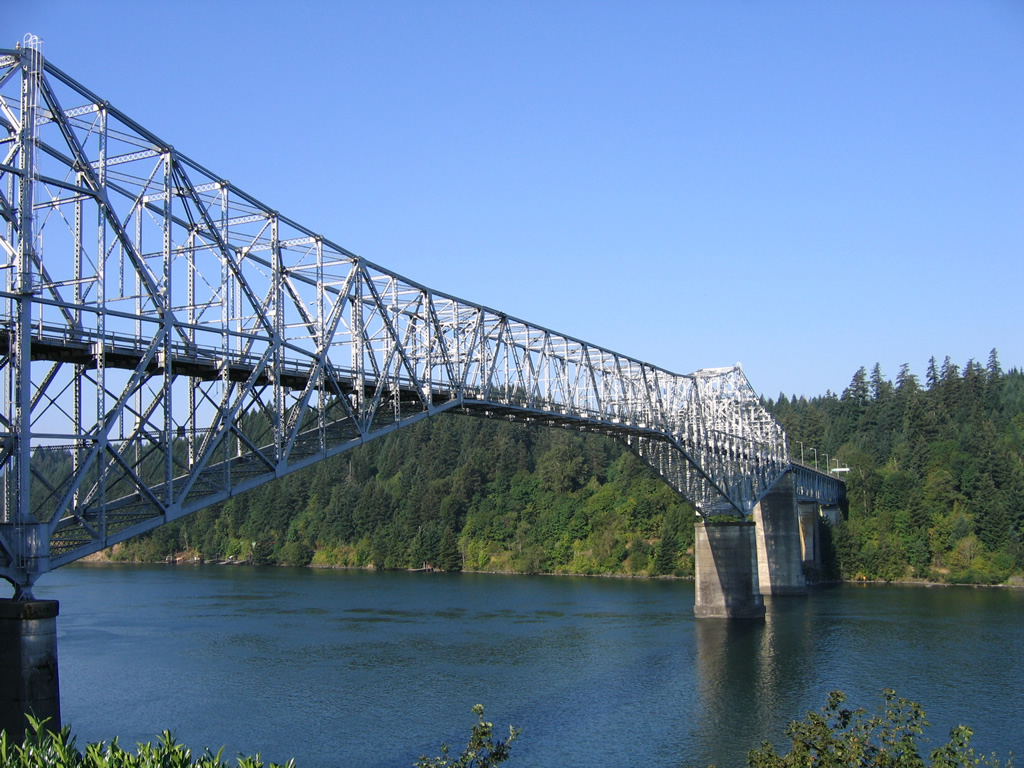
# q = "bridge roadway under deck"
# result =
<box><xmin>1</xmin><ymin>325</ymin><xmax>348</xmax><ymax>395</ymax></box>
<box><xmin>0</xmin><ymin>323</ymin><xmax>688</xmax><ymax>437</ymax></box>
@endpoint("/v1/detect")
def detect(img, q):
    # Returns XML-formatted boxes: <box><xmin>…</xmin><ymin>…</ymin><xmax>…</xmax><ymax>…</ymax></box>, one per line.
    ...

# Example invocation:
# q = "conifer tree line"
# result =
<box><xmin>767</xmin><ymin>349</ymin><xmax>1024</xmax><ymax>583</ymax></box>
<box><xmin>113</xmin><ymin>349</ymin><xmax>1024</xmax><ymax>585</ymax></box>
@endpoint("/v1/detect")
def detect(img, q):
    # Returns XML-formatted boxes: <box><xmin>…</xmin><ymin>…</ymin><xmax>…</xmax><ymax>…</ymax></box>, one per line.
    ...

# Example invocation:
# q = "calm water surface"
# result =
<box><xmin>35</xmin><ymin>565</ymin><xmax>1023</xmax><ymax>768</ymax></box>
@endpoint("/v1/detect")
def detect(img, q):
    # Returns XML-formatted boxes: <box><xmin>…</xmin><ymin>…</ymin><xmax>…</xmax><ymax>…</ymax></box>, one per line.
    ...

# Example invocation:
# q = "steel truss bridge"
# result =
<box><xmin>0</xmin><ymin>37</ymin><xmax>842</xmax><ymax>597</ymax></box>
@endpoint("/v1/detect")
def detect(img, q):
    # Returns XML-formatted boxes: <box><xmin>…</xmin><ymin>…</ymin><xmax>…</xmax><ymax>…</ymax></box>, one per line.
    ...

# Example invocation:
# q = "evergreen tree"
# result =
<box><xmin>844</xmin><ymin>367</ymin><xmax>870</xmax><ymax>404</ymax></box>
<box><xmin>973</xmin><ymin>473</ymin><xmax>1009</xmax><ymax>552</ymax></box>
<box><xmin>437</xmin><ymin>525</ymin><xmax>462</xmax><ymax>572</ymax></box>
<box><xmin>895</xmin><ymin>363</ymin><xmax>918</xmax><ymax>394</ymax></box>
<box><xmin>653</xmin><ymin>510</ymin><xmax>680</xmax><ymax>575</ymax></box>
<box><xmin>654</xmin><ymin>527</ymin><xmax>677</xmax><ymax>576</ymax></box>
<box><xmin>926</xmin><ymin>356</ymin><xmax>939</xmax><ymax>390</ymax></box>
<box><xmin>987</xmin><ymin>348</ymin><xmax>1002</xmax><ymax>380</ymax></box>
<box><xmin>869</xmin><ymin>363</ymin><xmax>892</xmax><ymax>402</ymax></box>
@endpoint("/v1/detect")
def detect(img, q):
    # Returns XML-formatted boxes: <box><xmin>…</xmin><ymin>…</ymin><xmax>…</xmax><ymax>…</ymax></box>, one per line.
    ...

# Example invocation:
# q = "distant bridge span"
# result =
<box><xmin>0</xmin><ymin>38</ymin><xmax>842</xmax><ymax>598</ymax></box>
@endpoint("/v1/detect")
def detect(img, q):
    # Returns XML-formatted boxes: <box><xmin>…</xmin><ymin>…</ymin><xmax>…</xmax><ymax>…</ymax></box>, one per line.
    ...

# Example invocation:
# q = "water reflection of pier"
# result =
<box><xmin>694</xmin><ymin>596</ymin><xmax>821</xmax><ymax>760</ymax></box>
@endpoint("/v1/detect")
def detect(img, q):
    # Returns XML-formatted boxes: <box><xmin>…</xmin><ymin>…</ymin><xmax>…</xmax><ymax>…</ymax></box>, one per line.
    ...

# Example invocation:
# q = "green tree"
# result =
<box><xmin>653</xmin><ymin>510</ymin><xmax>680</xmax><ymax>576</ymax></box>
<box><xmin>748</xmin><ymin>689</ymin><xmax>1008</xmax><ymax>768</ymax></box>
<box><xmin>972</xmin><ymin>473</ymin><xmax>1010</xmax><ymax>553</ymax></box>
<box><xmin>437</xmin><ymin>525</ymin><xmax>462</xmax><ymax>572</ymax></box>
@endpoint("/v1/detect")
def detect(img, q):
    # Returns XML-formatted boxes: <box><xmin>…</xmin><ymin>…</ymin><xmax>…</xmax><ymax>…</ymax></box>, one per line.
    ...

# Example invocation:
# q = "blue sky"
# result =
<box><xmin>6</xmin><ymin>1</ymin><xmax>1023</xmax><ymax>399</ymax></box>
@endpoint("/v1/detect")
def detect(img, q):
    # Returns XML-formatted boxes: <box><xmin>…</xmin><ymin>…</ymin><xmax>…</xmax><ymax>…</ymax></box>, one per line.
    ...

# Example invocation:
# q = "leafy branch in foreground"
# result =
<box><xmin>415</xmin><ymin>704</ymin><xmax>520</xmax><ymax>768</ymax></box>
<box><xmin>748</xmin><ymin>689</ymin><xmax>1012</xmax><ymax>768</ymax></box>
<box><xmin>0</xmin><ymin>715</ymin><xmax>295</xmax><ymax>768</ymax></box>
<box><xmin>2</xmin><ymin>692</ymin><xmax>1007</xmax><ymax>768</ymax></box>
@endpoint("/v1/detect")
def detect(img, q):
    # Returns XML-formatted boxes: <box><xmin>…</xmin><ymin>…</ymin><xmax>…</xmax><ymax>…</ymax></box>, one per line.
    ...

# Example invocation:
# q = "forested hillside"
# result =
<box><xmin>113</xmin><ymin>350</ymin><xmax>1024</xmax><ymax>585</ymax></box>
<box><xmin>116</xmin><ymin>416</ymin><xmax>697</xmax><ymax>577</ymax></box>
<box><xmin>768</xmin><ymin>350</ymin><xmax>1024</xmax><ymax>584</ymax></box>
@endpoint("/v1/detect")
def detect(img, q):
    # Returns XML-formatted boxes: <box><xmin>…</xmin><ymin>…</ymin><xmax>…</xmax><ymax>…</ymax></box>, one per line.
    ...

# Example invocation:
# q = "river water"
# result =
<box><xmin>34</xmin><ymin>565</ymin><xmax>1023</xmax><ymax>768</ymax></box>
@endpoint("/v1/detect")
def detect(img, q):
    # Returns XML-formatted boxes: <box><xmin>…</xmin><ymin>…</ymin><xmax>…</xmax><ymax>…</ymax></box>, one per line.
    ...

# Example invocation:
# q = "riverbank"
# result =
<box><xmin>79</xmin><ymin>547</ymin><xmax>1024</xmax><ymax>588</ymax></box>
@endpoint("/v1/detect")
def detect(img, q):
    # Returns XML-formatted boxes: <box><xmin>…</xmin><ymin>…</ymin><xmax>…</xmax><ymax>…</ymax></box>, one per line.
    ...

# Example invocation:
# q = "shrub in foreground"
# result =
<box><xmin>0</xmin><ymin>716</ymin><xmax>294</xmax><ymax>768</ymax></box>
<box><xmin>748</xmin><ymin>690</ymin><xmax>1011</xmax><ymax>767</ymax></box>
<box><xmin>0</xmin><ymin>706</ymin><xmax>517</xmax><ymax>768</ymax></box>
<box><xmin>415</xmin><ymin>704</ymin><xmax>520</xmax><ymax>768</ymax></box>
<box><xmin>2</xmin><ymin>693</ymin><xmax>1009</xmax><ymax>768</ymax></box>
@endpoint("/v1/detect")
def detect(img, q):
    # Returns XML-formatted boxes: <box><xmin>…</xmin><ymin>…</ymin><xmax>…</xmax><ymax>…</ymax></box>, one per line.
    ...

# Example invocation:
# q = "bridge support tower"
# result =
<box><xmin>753</xmin><ymin>472</ymin><xmax>807</xmax><ymax>595</ymax></box>
<box><xmin>798</xmin><ymin>501</ymin><xmax>822</xmax><ymax>577</ymax></box>
<box><xmin>0</xmin><ymin>599</ymin><xmax>61</xmax><ymax>741</ymax></box>
<box><xmin>694</xmin><ymin>520</ymin><xmax>766</xmax><ymax>619</ymax></box>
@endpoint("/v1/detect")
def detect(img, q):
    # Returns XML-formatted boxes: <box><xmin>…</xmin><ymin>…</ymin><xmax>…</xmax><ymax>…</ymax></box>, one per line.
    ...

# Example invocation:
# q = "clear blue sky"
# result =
<box><xmin>7</xmin><ymin>1</ymin><xmax>1023</xmax><ymax>399</ymax></box>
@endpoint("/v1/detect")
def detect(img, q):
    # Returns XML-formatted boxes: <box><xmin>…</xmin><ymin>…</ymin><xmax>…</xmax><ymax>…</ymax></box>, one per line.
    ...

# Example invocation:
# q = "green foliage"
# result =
<box><xmin>411</xmin><ymin>708</ymin><xmax>516</xmax><ymax>768</ymax></box>
<box><xmin>747</xmin><ymin>690</ymin><xmax>1009</xmax><ymax>768</ymax></box>
<box><xmin>5</xmin><ymin>695</ymin><xmax>1007</xmax><ymax>768</ymax></box>
<box><xmin>415</xmin><ymin>705</ymin><xmax>520</xmax><ymax>768</ymax></box>
<box><xmin>766</xmin><ymin>353</ymin><xmax>1024</xmax><ymax>585</ymax></box>
<box><xmin>111</xmin><ymin>416</ymin><xmax>696</xmax><ymax>579</ymax></box>
<box><xmin>0</xmin><ymin>716</ymin><xmax>295</xmax><ymax>768</ymax></box>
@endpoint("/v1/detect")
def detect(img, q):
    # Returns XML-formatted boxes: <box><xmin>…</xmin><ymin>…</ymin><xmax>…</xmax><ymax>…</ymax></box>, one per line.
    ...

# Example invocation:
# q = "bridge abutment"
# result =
<box><xmin>0</xmin><ymin>599</ymin><xmax>60</xmax><ymax>741</ymax></box>
<box><xmin>693</xmin><ymin>521</ymin><xmax>765</xmax><ymax>619</ymax></box>
<box><xmin>753</xmin><ymin>473</ymin><xmax>807</xmax><ymax>595</ymax></box>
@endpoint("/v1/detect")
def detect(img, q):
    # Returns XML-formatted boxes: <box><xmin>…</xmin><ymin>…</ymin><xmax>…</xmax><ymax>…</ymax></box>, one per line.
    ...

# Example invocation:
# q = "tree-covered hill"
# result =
<box><xmin>115</xmin><ymin>415</ymin><xmax>697</xmax><ymax>577</ymax></box>
<box><xmin>766</xmin><ymin>350</ymin><xmax>1024</xmax><ymax>584</ymax></box>
<box><xmin>112</xmin><ymin>350</ymin><xmax>1024</xmax><ymax>586</ymax></box>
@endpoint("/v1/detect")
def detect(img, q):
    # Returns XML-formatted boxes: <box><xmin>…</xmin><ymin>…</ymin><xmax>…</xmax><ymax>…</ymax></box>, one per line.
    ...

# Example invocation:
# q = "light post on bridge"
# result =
<box><xmin>797</xmin><ymin>441</ymin><xmax>804</xmax><ymax>463</ymax></box>
<box><xmin>824</xmin><ymin>454</ymin><xmax>829</xmax><ymax>473</ymax></box>
<box><xmin>812</xmin><ymin>448</ymin><xmax>818</xmax><ymax>470</ymax></box>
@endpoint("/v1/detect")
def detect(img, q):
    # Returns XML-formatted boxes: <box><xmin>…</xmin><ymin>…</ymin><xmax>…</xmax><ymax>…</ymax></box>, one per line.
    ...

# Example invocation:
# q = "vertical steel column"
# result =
<box><xmin>162</xmin><ymin>150</ymin><xmax>174</xmax><ymax>501</ymax></box>
<box><xmin>187</xmin><ymin>225</ymin><xmax>197</xmax><ymax>468</ymax></box>
<box><xmin>95</xmin><ymin>102</ymin><xmax>108</xmax><ymax>543</ymax></box>
<box><xmin>11</xmin><ymin>38</ymin><xmax>41</xmax><ymax>597</ymax></box>
<box><xmin>72</xmin><ymin>153</ymin><xmax>84</xmax><ymax>527</ymax></box>
<box><xmin>351</xmin><ymin>264</ymin><xmax>364</xmax><ymax>428</ymax></box>
<box><xmin>315</xmin><ymin>237</ymin><xmax>326</xmax><ymax>451</ymax></box>
<box><xmin>271</xmin><ymin>215</ymin><xmax>284</xmax><ymax>462</ymax></box>
<box><xmin>218</xmin><ymin>184</ymin><xmax>234</xmax><ymax>481</ymax></box>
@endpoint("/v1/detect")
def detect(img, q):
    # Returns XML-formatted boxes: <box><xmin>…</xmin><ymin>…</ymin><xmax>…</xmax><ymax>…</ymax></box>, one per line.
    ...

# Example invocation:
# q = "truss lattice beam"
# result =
<box><xmin>0</xmin><ymin>40</ymin><xmax>832</xmax><ymax>596</ymax></box>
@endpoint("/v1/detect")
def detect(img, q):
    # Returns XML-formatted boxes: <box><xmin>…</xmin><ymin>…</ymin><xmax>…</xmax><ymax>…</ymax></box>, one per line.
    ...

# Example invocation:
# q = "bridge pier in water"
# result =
<box><xmin>798</xmin><ymin>501</ymin><xmax>822</xmax><ymax>577</ymax></box>
<box><xmin>0</xmin><ymin>599</ymin><xmax>61</xmax><ymax>741</ymax></box>
<box><xmin>753</xmin><ymin>473</ymin><xmax>808</xmax><ymax>596</ymax></box>
<box><xmin>693</xmin><ymin>470</ymin><xmax>840</xmax><ymax>618</ymax></box>
<box><xmin>693</xmin><ymin>521</ymin><xmax>766</xmax><ymax>619</ymax></box>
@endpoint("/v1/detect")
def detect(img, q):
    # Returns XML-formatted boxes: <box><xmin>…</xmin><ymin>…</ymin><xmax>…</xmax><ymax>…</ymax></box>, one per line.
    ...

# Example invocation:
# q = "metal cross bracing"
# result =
<box><xmin>0</xmin><ymin>38</ymin><xmax>811</xmax><ymax>597</ymax></box>
<box><xmin>791</xmin><ymin>462</ymin><xmax>845</xmax><ymax>507</ymax></box>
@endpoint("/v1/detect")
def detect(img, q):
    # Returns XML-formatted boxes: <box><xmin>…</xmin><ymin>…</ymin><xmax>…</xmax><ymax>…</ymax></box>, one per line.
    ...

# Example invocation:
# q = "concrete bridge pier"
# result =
<box><xmin>694</xmin><ymin>520</ymin><xmax>766</xmax><ymax>619</ymax></box>
<box><xmin>753</xmin><ymin>473</ymin><xmax>807</xmax><ymax>595</ymax></box>
<box><xmin>798</xmin><ymin>501</ymin><xmax>821</xmax><ymax>576</ymax></box>
<box><xmin>0</xmin><ymin>599</ymin><xmax>61</xmax><ymax>741</ymax></box>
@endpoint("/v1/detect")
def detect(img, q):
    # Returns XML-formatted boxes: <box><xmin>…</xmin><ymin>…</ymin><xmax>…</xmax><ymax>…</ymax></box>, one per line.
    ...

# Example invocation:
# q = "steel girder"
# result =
<box><xmin>0</xmin><ymin>40</ymin><xmax>798</xmax><ymax>596</ymax></box>
<box><xmin>791</xmin><ymin>462</ymin><xmax>845</xmax><ymax>507</ymax></box>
